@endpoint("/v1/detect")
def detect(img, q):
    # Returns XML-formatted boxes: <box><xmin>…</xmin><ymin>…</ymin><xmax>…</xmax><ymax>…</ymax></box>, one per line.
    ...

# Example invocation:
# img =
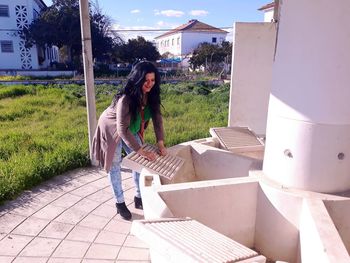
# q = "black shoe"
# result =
<box><xmin>134</xmin><ymin>196</ymin><xmax>143</xmax><ymax>209</ymax></box>
<box><xmin>116</xmin><ymin>202</ymin><xmax>132</xmax><ymax>220</ymax></box>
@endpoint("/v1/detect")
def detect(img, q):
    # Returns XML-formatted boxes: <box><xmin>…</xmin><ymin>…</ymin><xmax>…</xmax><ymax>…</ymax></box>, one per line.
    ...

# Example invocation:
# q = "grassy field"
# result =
<box><xmin>0</xmin><ymin>82</ymin><xmax>229</xmax><ymax>203</ymax></box>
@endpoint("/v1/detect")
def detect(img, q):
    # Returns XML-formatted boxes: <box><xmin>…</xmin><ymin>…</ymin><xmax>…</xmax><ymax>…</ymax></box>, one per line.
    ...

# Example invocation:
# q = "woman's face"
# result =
<box><xmin>142</xmin><ymin>72</ymin><xmax>156</xmax><ymax>94</ymax></box>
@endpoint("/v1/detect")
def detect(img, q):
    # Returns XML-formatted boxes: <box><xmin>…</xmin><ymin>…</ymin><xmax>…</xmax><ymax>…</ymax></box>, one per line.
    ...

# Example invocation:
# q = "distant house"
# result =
<box><xmin>0</xmin><ymin>0</ymin><xmax>59</xmax><ymax>70</ymax></box>
<box><xmin>155</xmin><ymin>19</ymin><xmax>228</xmax><ymax>58</ymax></box>
<box><xmin>258</xmin><ymin>2</ymin><xmax>275</xmax><ymax>22</ymax></box>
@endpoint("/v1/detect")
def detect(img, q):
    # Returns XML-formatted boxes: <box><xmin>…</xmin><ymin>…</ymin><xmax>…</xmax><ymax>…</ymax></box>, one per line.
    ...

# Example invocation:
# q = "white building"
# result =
<box><xmin>258</xmin><ymin>2</ymin><xmax>275</xmax><ymax>22</ymax></box>
<box><xmin>155</xmin><ymin>19</ymin><xmax>228</xmax><ymax>58</ymax></box>
<box><xmin>0</xmin><ymin>0</ymin><xmax>58</xmax><ymax>70</ymax></box>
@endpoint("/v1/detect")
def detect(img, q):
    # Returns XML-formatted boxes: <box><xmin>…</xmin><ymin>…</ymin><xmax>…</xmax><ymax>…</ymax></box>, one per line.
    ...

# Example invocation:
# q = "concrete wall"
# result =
<box><xmin>157</xmin><ymin>177</ymin><xmax>259</xmax><ymax>247</ymax></box>
<box><xmin>228</xmin><ymin>22</ymin><xmax>276</xmax><ymax>135</ymax></box>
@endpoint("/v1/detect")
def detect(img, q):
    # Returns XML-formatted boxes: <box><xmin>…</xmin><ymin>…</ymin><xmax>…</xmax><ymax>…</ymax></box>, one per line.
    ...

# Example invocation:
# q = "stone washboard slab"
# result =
<box><xmin>210</xmin><ymin>127</ymin><xmax>264</xmax><ymax>153</ymax></box>
<box><xmin>122</xmin><ymin>144</ymin><xmax>185</xmax><ymax>180</ymax></box>
<box><xmin>131</xmin><ymin>218</ymin><xmax>266</xmax><ymax>263</ymax></box>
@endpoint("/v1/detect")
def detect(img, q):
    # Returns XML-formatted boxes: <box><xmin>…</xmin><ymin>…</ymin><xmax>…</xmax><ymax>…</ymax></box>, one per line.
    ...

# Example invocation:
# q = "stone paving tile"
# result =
<box><xmin>91</xmin><ymin>203</ymin><xmax>117</xmax><ymax>220</ymax></box>
<box><xmin>50</xmin><ymin>193</ymin><xmax>82</xmax><ymax>208</ymax></box>
<box><xmin>48</xmin><ymin>258</ymin><xmax>81</xmax><ymax>263</ymax></box>
<box><xmin>78</xmin><ymin>213</ymin><xmax>111</xmax><ymax>229</ymax></box>
<box><xmin>0</xmin><ymin>213</ymin><xmax>27</xmax><ymax>234</ymax></box>
<box><xmin>0</xmin><ymin>256</ymin><xmax>15</xmax><ymax>263</ymax></box>
<box><xmin>66</xmin><ymin>225</ymin><xmax>99</xmax><ymax>242</ymax></box>
<box><xmin>117</xmin><ymin>247</ymin><xmax>150</xmax><ymax>261</ymax></box>
<box><xmin>12</xmin><ymin>257</ymin><xmax>48</xmax><ymax>263</ymax></box>
<box><xmin>32</xmin><ymin>204</ymin><xmax>66</xmax><ymax>220</ymax></box>
<box><xmin>82</xmin><ymin>259</ymin><xmax>114</xmax><ymax>263</ymax></box>
<box><xmin>116</xmin><ymin>261</ymin><xmax>150</xmax><ymax>263</ymax></box>
<box><xmin>0</xmin><ymin>232</ymin><xmax>6</xmax><ymax>241</ymax></box>
<box><xmin>104</xmin><ymin>218</ymin><xmax>132</xmax><ymax>234</ymax></box>
<box><xmin>94</xmin><ymin>230</ymin><xmax>127</xmax><ymax>246</ymax></box>
<box><xmin>71</xmin><ymin>198</ymin><xmax>101</xmax><ymax>214</ymax></box>
<box><xmin>70</xmin><ymin>184</ymin><xmax>101</xmax><ymax>198</ymax></box>
<box><xmin>38</xmin><ymin>221</ymin><xmax>74</xmax><ymax>239</ymax></box>
<box><xmin>123</xmin><ymin>235</ymin><xmax>149</xmax><ymax>249</ymax></box>
<box><xmin>87</xmin><ymin>189</ymin><xmax>113</xmax><ymax>203</ymax></box>
<box><xmin>74</xmin><ymin>174</ymin><xmax>103</xmax><ymax>185</ymax></box>
<box><xmin>84</xmin><ymin>243</ymin><xmax>120</xmax><ymax>260</ymax></box>
<box><xmin>88</xmin><ymin>177</ymin><xmax>110</xmax><ymax>189</ymax></box>
<box><xmin>34</xmin><ymin>189</ymin><xmax>66</xmax><ymax>203</ymax></box>
<box><xmin>19</xmin><ymin>237</ymin><xmax>61</xmax><ymax>257</ymax></box>
<box><xmin>12</xmin><ymin>216</ymin><xmax>50</xmax><ymax>236</ymax></box>
<box><xmin>0</xmin><ymin>167</ymin><xmax>151</xmax><ymax>262</ymax></box>
<box><xmin>54</xmin><ymin>207</ymin><xmax>87</xmax><ymax>225</ymax></box>
<box><xmin>104</xmin><ymin>198</ymin><xmax>117</xmax><ymax>207</ymax></box>
<box><xmin>51</xmin><ymin>240</ymin><xmax>90</xmax><ymax>258</ymax></box>
<box><xmin>0</xmin><ymin>234</ymin><xmax>33</xmax><ymax>256</ymax></box>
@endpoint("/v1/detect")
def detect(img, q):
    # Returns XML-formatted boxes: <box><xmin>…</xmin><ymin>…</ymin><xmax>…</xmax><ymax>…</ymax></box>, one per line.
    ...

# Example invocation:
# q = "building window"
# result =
<box><xmin>177</xmin><ymin>37</ymin><xmax>180</xmax><ymax>45</ymax></box>
<box><xmin>0</xmin><ymin>5</ymin><xmax>9</xmax><ymax>17</ymax></box>
<box><xmin>1</xmin><ymin>41</ymin><xmax>14</xmax><ymax>53</ymax></box>
<box><xmin>172</xmin><ymin>39</ymin><xmax>174</xmax><ymax>46</ymax></box>
<box><xmin>212</xmin><ymin>37</ymin><xmax>217</xmax><ymax>43</ymax></box>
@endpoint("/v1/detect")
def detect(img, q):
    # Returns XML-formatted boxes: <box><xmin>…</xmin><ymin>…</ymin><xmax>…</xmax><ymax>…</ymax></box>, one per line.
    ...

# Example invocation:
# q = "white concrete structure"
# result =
<box><xmin>155</xmin><ymin>19</ymin><xmax>228</xmax><ymax>58</ymax></box>
<box><xmin>229</xmin><ymin>22</ymin><xmax>276</xmax><ymax>136</ymax></box>
<box><xmin>263</xmin><ymin>0</ymin><xmax>350</xmax><ymax>193</ymax></box>
<box><xmin>130</xmin><ymin>0</ymin><xmax>350</xmax><ymax>262</ymax></box>
<box><xmin>0</xmin><ymin>0</ymin><xmax>58</xmax><ymax>70</ymax></box>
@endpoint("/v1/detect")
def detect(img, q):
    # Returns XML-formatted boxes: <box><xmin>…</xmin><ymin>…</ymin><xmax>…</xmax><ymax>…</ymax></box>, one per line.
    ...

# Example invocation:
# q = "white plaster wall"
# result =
<box><xmin>264</xmin><ymin>10</ymin><xmax>274</xmax><ymax>22</ymax></box>
<box><xmin>0</xmin><ymin>0</ymin><xmax>40</xmax><ymax>69</ymax></box>
<box><xmin>254</xmin><ymin>181</ymin><xmax>302</xmax><ymax>262</ymax></box>
<box><xmin>0</xmin><ymin>33</ymin><xmax>22</xmax><ymax>69</ymax></box>
<box><xmin>263</xmin><ymin>0</ymin><xmax>350</xmax><ymax>193</ymax></box>
<box><xmin>189</xmin><ymin>142</ymin><xmax>258</xmax><ymax>181</ymax></box>
<box><xmin>156</xmin><ymin>31</ymin><xmax>227</xmax><ymax>57</ymax></box>
<box><xmin>156</xmin><ymin>32</ymin><xmax>182</xmax><ymax>57</ymax></box>
<box><xmin>299</xmin><ymin>199</ymin><xmax>350</xmax><ymax>263</ymax></box>
<box><xmin>228</xmin><ymin>22</ymin><xmax>276</xmax><ymax>135</ymax></box>
<box><xmin>324</xmin><ymin>200</ymin><xmax>350</xmax><ymax>254</ymax></box>
<box><xmin>181</xmin><ymin>31</ymin><xmax>226</xmax><ymax>55</ymax></box>
<box><xmin>157</xmin><ymin>177</ymin><xmax>259</xmax><ymax>247</ymax></box>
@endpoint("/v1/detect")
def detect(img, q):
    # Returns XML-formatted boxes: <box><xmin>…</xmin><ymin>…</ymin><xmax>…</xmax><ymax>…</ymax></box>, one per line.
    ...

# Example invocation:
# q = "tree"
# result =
<box><xmin>115</xmin><ymin>36</ymin><xmax>160</xmax><ymax>63</ymax></box>
<box><xmin>21</xmin><ymin>0</ymin><xmax>119</xmax><ymax>68</ymax></box>
<box><xmin>189</xmin><ymin>41</ymin><xmax>232</xmax><ymax>74</ymax></box>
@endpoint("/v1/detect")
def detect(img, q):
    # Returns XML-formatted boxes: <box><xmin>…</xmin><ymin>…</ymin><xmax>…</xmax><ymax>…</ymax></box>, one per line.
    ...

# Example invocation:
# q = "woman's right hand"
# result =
<box><xmin>137</xmin><ymin>149</ymin><xmax>157</xmax><ymax>161</ymax></box>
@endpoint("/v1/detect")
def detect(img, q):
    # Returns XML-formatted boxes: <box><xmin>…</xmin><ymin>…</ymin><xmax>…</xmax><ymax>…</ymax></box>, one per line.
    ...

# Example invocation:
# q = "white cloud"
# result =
<box><xmin>154</xmin><ymin>9</ymin><xmax>184</xmax><ymax>17</ymax></box>
<box><xmin>112</xmin><ymin>24</ymin><xmax>164</xmax><ymax>41</ymax></box>
<box><xmin>189</xmin><ymin>10</ymin><xmax>209</xmax><ymax>16</ymax></box>
<box><xmin>156</xmin><ymin>21</ymin><xmax>179</xmax><ymax>29</ymax></box>
<box><xmin>130</xmin><ymin>9</ymin><xmax>140</xmax><ymax>14</ymax></box>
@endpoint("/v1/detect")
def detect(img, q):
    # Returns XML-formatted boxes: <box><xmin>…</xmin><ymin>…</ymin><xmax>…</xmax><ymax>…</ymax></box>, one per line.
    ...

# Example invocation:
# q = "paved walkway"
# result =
<box><xmin>0</xmin><ymin>167</ymin><xmax>150</xmax><ymax>263</ymax></box>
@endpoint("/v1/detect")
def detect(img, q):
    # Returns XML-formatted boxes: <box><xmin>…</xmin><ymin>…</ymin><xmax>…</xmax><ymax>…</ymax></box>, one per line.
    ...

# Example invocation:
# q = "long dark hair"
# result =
<box><xmin>111</xmin><ymin>61</ymin><xmax>161</xmax><ymax>120</ymax></box>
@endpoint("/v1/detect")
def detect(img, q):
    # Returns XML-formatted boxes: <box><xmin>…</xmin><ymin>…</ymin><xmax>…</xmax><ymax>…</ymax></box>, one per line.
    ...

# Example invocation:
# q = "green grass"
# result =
<box><xmin>0</xmin><ymin>82</ymin><xmax>229</xmax><ymax>203</ymax></box>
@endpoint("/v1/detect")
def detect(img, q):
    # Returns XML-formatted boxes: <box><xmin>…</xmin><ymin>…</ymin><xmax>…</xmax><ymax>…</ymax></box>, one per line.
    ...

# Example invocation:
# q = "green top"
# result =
<box><xmin>129</xmin><ymin>105</ymin><xmax>152</xmax><ymax>134</ymax></box>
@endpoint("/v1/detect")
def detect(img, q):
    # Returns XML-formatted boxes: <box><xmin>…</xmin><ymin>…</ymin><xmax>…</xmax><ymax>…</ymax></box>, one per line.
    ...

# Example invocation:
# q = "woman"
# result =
<box><xmin>92</xmin><ymin>61</ymin><xmax>167</xmax><ymax>220</ymax></box>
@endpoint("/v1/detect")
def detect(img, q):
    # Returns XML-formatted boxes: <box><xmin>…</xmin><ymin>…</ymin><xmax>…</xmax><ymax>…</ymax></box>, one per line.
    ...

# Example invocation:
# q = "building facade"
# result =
<box><xmin>0</xmin><ymin>0</ymin><xmax>58</xmax><ymax>70</ymax></box>
<box><xmin>155</xmin><ymin>19</ymin><xmax>228</xmax><ymax>58</ymax></box>
<box><xmin>258</xmin><ymin>2</ymin><xmax>275</xmax><ymax>22</ymax></box>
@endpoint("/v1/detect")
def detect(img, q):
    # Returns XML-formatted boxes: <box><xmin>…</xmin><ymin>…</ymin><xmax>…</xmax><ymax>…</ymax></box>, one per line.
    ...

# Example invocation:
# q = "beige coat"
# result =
<box><xmin>92</xmin><ymin>95</ymin><xmax>164</xmax><ymax>172</ymax></box>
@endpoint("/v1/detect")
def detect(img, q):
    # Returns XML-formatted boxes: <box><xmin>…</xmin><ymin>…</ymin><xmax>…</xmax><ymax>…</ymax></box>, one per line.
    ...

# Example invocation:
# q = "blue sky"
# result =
<box><xmin>42</xmin><ymin>0</ymin><xmax>270</xmax><ymax>41</ymax></box>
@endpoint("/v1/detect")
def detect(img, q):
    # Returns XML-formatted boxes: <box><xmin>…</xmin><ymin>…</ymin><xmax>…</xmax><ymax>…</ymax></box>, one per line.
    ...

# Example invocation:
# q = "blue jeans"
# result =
<box><xmin>108</xmin><ymin>134</ymin><xmax>142</xmax><ymax>203</ymax></box>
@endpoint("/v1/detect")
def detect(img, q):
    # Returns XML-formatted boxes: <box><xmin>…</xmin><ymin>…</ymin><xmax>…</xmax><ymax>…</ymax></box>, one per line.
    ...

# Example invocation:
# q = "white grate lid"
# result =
<box><xmin>132</xmin><ymin>218</ymin><xmax>261</xmax><ymax>263</ymax></box>
<box><xmin>210</xmin><ymin>127</ymin><xmax>264</xmax><ymax>153</ymax></box>
<box><xmin>122</xmin><ymin>144</ymin><xmax>185</xmax><ymax>180</ymax></box>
